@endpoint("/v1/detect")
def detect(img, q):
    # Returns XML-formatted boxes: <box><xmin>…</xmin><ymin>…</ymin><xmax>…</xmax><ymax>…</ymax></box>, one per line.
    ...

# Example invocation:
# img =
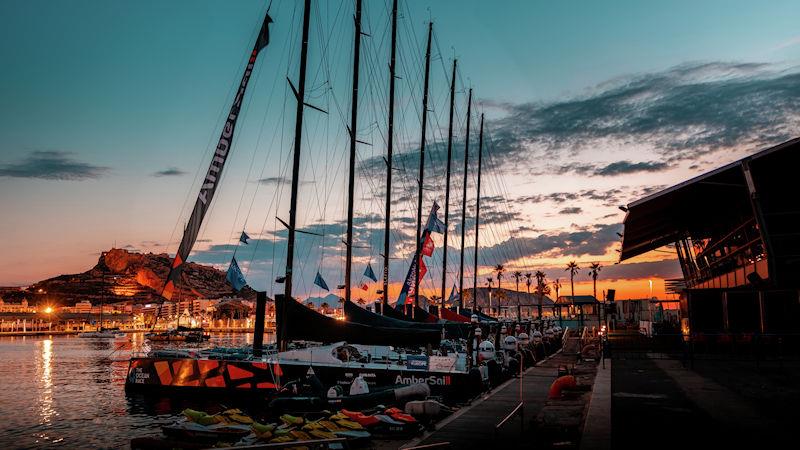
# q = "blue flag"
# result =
<box><xmin>425</xmin><ymin>201</ymin><xmax>446</xmax><ymax>234</ymax></box>
<box><xmin>364</xmin><ymin>263</ymin><xmax>378</xmax><ymax>282</ymax></box>
<box><xmin>226</xmin><ymin>257</ymin><xmax>247</xmax><ymax>291</ymax></box>
<box><xmin>448</xmin><ymin>285</ymin><xmax>458</xmax><ymax>305</ymax></box>
<box><xmin>314</xmin><ymin>272</ymin><xmax>329</xmax><ymax>291</ymax></box>
<box><xmin>239</xmin><ymin>231</ymin><xmax>251</xmax><ymax>244</ymax></box>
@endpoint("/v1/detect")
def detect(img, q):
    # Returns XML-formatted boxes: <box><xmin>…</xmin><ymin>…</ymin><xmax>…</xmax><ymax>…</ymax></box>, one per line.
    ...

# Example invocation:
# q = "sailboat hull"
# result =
<box><xmin>124</xmin><ymin>355</ymin><xmax>482</xmax><ymax>403</ymax></box>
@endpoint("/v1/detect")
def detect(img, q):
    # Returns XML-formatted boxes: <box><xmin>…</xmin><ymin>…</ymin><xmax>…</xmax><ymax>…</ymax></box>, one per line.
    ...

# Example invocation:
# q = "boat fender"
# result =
<box><xmin>327</xmin><ymin>386</ymin><xmax>342</xmax><ymax>398</ymax></box>
<box><xmin>548</xmin><ymin>375</ymin><xmax>577</xmax><ymax>399</ymax></box>
<box><xmin>394</xmin><ymin>382</ymin><xmax>430</xmax><ymax>403</ymax></box>
<box><xmin>404</xmin><ymin>399</ymin><xmax>449</xmax><ymax>418</ymax></box>
<box><xmin>349</xmin><ymin>375</ymin><xmax>369</xmax><ymax>395</ymax></box>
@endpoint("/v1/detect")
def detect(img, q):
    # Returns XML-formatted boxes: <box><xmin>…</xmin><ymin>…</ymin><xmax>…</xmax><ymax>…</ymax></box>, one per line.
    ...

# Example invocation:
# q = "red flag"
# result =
<box><xmin>360</xmin><ymin>283</ymin><xmax>368</xmax><ymax>291</ymax></box>
<box><xmin>422</xmin><ymin>234</ymin><xmax>434</xmax><ymax>256</ymax></box>
<box><xmin>407</xmin><ymin>258</ymin><xmax>428</xmax><ymax>298</ymax></box>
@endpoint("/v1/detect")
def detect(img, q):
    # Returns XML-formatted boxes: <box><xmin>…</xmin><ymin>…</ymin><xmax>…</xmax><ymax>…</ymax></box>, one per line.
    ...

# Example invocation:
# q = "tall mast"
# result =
<box><xmin>458</xmin><ymin>89</ymin><xmax>472</xmax><ymax>309</ymax></box>
<box><xmin>281</xmin><ymin>0</ymin><xmax>312</xmax><ymax>350</ymax></box>
<box><xmin>382</xmin><ymin>0</ymin><xmax>398</xmax><ymax>312</ymax></box>
<box><xmin>440</xmin><ymin>59</ymin><xmax>457</xmax><ymax>309</ymax></box>
<box><xmin>414</xmin><ymin>22</ymin><xmax>434</xmax><ymax>309</ymax></box>
<box><xmin>344</xmin><ymin>0</ymin><xmax>363</xmax><ymax>304</ymax></box>
<box><xmin>472</xmin><ymin>113</ymin><xmax>484</xmax><ymax>312</ymax></box>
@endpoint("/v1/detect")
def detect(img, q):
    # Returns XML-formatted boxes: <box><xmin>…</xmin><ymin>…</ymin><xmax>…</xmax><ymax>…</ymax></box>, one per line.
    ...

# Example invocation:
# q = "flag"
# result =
<box><xmin>364</xmin><ymin>263</ymin><xmax>378</xmax><ymax>282</ymax></box>
<box><xmin>314</xmin><ymin>272</ymin><xmax>330</xmax><ymax>291</ymax></box>
<box><xmin>239</xmin><ymin>231</ymin><xmax>251</xmax><ymax>244</ymax></box>
<box><xmin>422</xmin><ymin>233</ymin><xmax>434</xmax><ymax>256</ymax></box>
<box><xmin>360</xmin><ymin>283</ymin><xmax>369</xmax><ymax>291</ymax></box>
<box><xmin>448</xmin><ymin>285</ymin><xmax>458</xmax><ymax>305</ymax></box>
<box><xmin>407</xmin><ymin>258</ymin><xmax>428</xmax><ymax>298</ymax></box>
<box><xmin>425</xmin><ymin>201</ymin><xmax>446</xmax><ymax>234</ymax></box>
<box><xmin>226</xmin><ymin>257</ymin><xmax>247</xmax><ymax>291</ymax></box>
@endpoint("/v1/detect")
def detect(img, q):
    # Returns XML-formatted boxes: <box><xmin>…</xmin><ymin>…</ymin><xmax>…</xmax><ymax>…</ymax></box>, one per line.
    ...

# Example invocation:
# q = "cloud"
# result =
<box><xmin>485</xmin><ymin>61</ymin><xmax>800</xmax><ymax>168</ymax></box>
<box><xmin>559</xmin><ymin>207</ymin><xmax>582</xmax><ymax>215</ymax></box>
<box><xmin>258</xmin><ymin>176</ymin><xmax>314</xmax><ymax>186</ymax></box>
<box><xmin>152</xmin><ymin>167</ymin><xmax>186</xmax><ymax>177</ymax></box>
<box><xmin>0</xmin><ymin>151</ymin><xmax>108</xmax><ymax>180</ymax></box>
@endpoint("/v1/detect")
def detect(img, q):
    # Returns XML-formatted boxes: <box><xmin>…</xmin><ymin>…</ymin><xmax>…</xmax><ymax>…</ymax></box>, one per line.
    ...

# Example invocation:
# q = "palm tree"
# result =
<box><xmin>512</xmin><ymin>271</ymin><xmax>523</xmax><ymax>320</ymax></box>
<box><xmin>534</xmin><ymin>270</ymin><xmax>548</xmax><ymax>320</ymax></box>
<box><xmin>588</xmin><ymin>262</ymin><xmax>602</xmax><ymax>301</ymax></box>
<box><xmin>565</xmin><ymin>261</ymin><xmax>579</xmax><ymax>302</ymax></box>
<box><xmin>524</xmin><ymin>272</ymin><xmax>533</xmax><ymax>294</ymax></box>
<box><xmin>486</xmin><ymin>277</ymin><xmax>494</xmax><ymax>312</ymax></box>
<box><xmin>552</xmin><ymin>277</ymin><xmax>562</xmax><ymax>321</ymax></box>
<box><xmin>494</xmin><ymin>264</ymin><xmax>505</xmax><ymax>291</ymax></box>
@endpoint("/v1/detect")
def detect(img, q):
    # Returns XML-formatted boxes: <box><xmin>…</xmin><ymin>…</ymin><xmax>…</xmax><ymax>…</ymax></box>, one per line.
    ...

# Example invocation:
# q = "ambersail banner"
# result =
<box><xmin>162</xmin><ymin>13</ymin><xmax>273</xmax><ymax>300</ymax></box>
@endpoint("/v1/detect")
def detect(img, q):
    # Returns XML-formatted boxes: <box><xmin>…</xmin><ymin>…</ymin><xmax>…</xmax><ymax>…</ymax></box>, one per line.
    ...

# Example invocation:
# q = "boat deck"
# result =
<box><xmin>404</xmin><ymin>351</ymin><xmax>578</xmax><ymax>449</ymax></box>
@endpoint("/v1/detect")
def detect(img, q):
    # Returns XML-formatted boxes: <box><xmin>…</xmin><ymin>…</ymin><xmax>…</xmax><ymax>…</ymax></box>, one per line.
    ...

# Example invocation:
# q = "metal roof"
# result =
<box><xmin>620</xmin><ymin>137</ymin><xmax>800</xmax><ymax>261</ymax></box>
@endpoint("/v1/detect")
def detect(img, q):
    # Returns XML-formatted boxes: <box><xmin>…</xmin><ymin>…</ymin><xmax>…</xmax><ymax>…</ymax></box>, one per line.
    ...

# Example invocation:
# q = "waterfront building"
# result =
<box><xmin>620</xmin><ymin>138</ymin><xmax>800</xmax><ymax>335</ymax></box>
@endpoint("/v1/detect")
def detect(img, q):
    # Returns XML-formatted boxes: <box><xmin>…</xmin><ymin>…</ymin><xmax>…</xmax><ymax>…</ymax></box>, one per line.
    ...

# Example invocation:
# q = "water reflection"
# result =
<box><xmin>35</xmin><ymin>338</ymin><xmax>55</xmax><ymax>444</ymax></box>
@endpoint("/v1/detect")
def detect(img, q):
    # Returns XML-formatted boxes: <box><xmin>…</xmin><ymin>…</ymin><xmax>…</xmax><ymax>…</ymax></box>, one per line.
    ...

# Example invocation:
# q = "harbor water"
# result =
<box><xmin>0</xmin><ymin>332</ymin><xmax>272</xmax><ymax>449</ymax></box>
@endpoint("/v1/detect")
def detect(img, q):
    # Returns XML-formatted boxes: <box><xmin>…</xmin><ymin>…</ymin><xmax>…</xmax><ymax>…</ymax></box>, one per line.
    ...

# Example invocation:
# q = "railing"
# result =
<box><xmin>686</xmin><ymin>218</ymin><xmax>766</xmax><ymax>287</ymax></box>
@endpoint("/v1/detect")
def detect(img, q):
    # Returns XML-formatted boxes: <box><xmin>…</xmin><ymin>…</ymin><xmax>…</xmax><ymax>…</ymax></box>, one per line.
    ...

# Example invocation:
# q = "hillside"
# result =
<box><xmin>22</xmin><ymin>248</ymin><xmax>255</xmax><ymax>305</ymax></box>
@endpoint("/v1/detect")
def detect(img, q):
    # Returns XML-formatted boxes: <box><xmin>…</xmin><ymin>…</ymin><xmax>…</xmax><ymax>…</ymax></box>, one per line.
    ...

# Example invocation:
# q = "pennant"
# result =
<box><xmin>239</xmin><ymin>231</ymin><xmax>251</xmax><ymax>244</ymax></box>
<box><xmin>422</xmin><ymin>234</ymin><xmax>434</xmax><ymax>256</ymax></box>
<box><xmin>425</xmin><ymin>201</ymin><xmax>446</xmax><ymax>234</ymax></box>
<box><xmin>448</xmin><ymin>285</ymin><xmax>458</xmax><ymax>305</ymax></box>
<box><xmin>363</xmin><ymin>263</ymin><xmax>378</xmax><ymax>282</ymax></box>
<box><xmin>314</xmin><ymin>272</ymin><xmax>330</xmax><ymax>291</ymax></box>
<box><xmin>226</xmin><ymin>257</ymin><xmax>248</xmax><ymax>291</ymax></box>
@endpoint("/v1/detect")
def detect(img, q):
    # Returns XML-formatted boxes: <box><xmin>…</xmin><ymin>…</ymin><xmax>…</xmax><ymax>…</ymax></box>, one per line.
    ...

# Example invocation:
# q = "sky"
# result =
<box><xmin>1</xmin><ymin>0</ymin><xmax>799</xmax><ymax>301</ymax></box>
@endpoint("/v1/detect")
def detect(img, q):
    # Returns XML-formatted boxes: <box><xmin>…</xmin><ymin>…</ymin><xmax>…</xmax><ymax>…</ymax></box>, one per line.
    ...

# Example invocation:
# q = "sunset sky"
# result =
<box><xmin>1</xmin><ymin>0</ymin><xmax>799</xmax><ymax>302</ymax></box>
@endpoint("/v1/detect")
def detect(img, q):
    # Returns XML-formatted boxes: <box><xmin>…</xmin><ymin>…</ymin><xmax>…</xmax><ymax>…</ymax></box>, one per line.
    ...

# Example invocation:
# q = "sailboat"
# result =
<box><xmin>79</xmin><ymin>273</ymin><xmax>126</xmax><ymax>339</ymax></box>
<box><xmin>126</xmin><ymin>0</ymin><xmax>500</xmax><ymax>402</ymax></box>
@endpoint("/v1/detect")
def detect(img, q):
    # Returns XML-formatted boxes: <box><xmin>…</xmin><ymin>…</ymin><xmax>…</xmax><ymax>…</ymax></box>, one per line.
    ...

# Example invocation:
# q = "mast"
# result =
<box><xmin>440</xmin><ymin>59</ymin><xmax>457</xmax><ymax>310</ymax></box>
<box><xmin>458</xmin><ymin>89</ymin><xmax>472</xmax><ymax>309</ymax></box>
<box><xmin>473</xmin><ymin>113</ymin><xmax>484</xmax><ymax>312</ymax></box>
<box><xmin>281</xmin><ymin>0</ymin><xmax>312</xmax><ymax>351</ymax></box>
<box><xmin>414</xmin><ymin>22</ymin><xmax>433</xmax><ymax>309</ymax></box>
<box><xmin>345</xmin><ymin>0</ymin><xmax>363</xmax><ymax>304</ymax></box>
<box><xmin>382</xmin><ymin>0</ymin><xmax>398</xmax><ymax>314</ymax></box>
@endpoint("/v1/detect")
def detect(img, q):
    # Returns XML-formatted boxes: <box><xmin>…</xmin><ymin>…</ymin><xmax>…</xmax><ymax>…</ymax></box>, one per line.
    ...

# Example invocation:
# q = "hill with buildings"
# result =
<box><xmin>10</xmin><ymin>248</ymin><xmax>255</xmax><ymax>306</ymax></box>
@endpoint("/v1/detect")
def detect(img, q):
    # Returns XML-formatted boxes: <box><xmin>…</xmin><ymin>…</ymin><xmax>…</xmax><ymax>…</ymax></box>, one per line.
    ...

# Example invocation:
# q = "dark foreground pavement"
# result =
<box><xmin>612</xmin><ymin>354</ymin><xmax>794</xmax><ymax>449</ymax></box>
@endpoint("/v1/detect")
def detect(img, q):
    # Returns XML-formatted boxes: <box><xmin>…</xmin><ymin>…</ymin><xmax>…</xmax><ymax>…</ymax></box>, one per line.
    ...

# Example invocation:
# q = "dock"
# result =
<box><xmin>403</xmin><ymin>351</ymin><xmax>584</xmax><ymax>449</ymax></box>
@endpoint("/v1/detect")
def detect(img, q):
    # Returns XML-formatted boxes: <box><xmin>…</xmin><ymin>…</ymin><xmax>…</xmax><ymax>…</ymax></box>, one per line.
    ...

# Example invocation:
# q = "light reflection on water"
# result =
<box><xmin>0</xmin><ymin>332</ymin><xmax>268</xmax><ymax>448</ymax></box>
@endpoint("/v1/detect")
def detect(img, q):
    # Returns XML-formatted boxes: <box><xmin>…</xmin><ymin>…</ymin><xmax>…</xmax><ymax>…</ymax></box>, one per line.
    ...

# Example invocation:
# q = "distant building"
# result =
<box><xmin>555</xmin><ymin>295</ymin><xmax>601</xmax><ymax>327</ymax></box>
<box><xmin>621</xmin><ymin>138</ymin><xmax>800</xmax><ymax>335</ymax></box>
<box><xmin>462</xmin><ymin>287</ymin><xmax>555</xmax><ymax>319</ymax></box>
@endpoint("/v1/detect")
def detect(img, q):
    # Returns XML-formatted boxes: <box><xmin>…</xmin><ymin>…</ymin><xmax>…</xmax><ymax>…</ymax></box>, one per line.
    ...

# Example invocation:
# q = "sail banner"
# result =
<box><xmin>162</xmin><ymin>13</ymin><xmax>273</xmax><ymax>300</ymax></box>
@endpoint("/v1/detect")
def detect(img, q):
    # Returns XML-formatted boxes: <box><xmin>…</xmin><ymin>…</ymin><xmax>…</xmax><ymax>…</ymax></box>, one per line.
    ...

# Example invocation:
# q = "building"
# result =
<box><xmin>555</xmin><ymin>295</ymin><xmax>601</xmax><ymax>328</ymax></box>
<box><xmin>620</xmin><ymin>138</ymin><xmax>800</xmax><ymax>335</ymax></box>
<box><xmin>462</xmin><ymin>287</ymin><xmax>555</xmax><ymax>319</ymax></box>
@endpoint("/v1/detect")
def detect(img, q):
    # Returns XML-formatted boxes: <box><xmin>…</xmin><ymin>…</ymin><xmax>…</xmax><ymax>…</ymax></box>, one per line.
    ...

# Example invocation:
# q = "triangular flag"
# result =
<box><xmin>239</xmin><ymin>231</ymin><xmax>251</xmax><ymax>244</ymax></box>
<box><xmin>448</xmin><ymin>284</ymin><xmax>458</xmax><ymax>305</ymax></box>
<box><xmin>226</xmin><ymin>257</ymin><xmax>248</xmax><ymax>291</ymax></box>
<box><xmin>314</xmin><ymin>272</ymin><xmax>330</xmax><ymax>291</ymax></box>
<box><xmin>364</xmin><ymin>263</ymin><xmax>378</xmax><ymax>282</ymax></box>
<box><xmin>422</xmin><ymin>234</ymin><xmax>434</xmax><ymax>256</ymax></box>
